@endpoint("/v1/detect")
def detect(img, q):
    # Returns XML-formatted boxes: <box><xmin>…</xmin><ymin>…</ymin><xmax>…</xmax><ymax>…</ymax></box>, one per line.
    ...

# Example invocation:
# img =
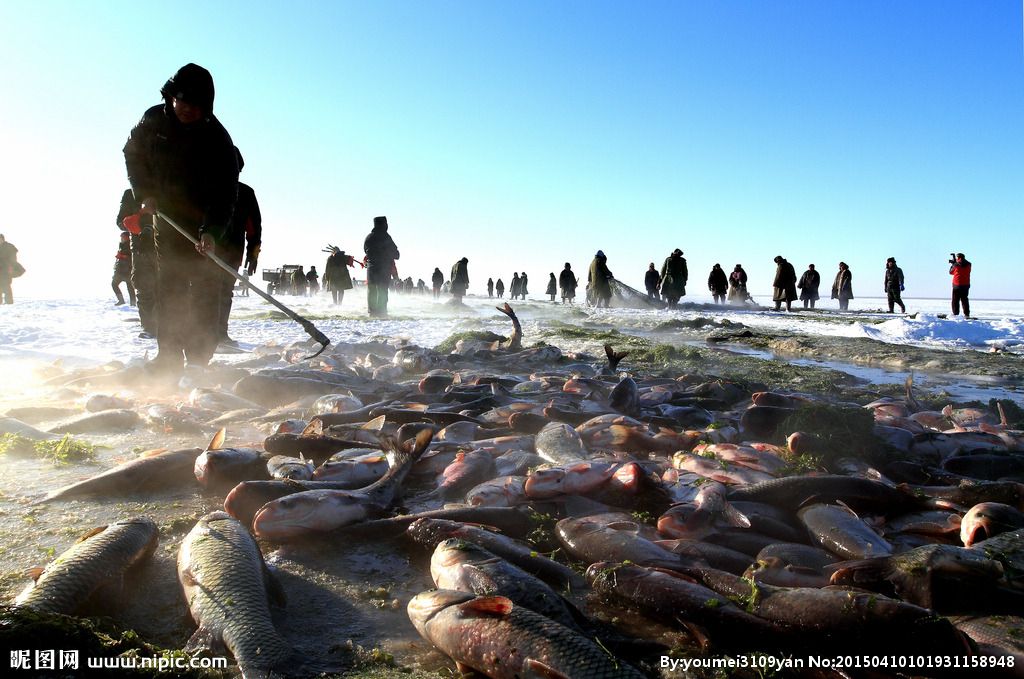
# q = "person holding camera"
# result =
<box><xmin>883</xmin><ymin>257</ymin><xmax>905</xmax><ymax>314</ymax></box>
<box><xmin>949</xmin><ymin>253</ymin><xmax>971</xmax><ymax>319</ymax></box>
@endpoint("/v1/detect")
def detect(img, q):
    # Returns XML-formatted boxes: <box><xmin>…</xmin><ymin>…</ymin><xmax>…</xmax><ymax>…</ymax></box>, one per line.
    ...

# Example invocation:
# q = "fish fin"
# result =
<box><xmin>363</xmin><ymin>414</ymin><xmax>387</xmax><ymax>431</ymax></box>
<box><xmin>464</xmin><ymin>595</ymin><xmax>513</xmax><ymax>616</ymax></box>
<box><xmin>997</xmin><ymin>401</ymin><xmax>1008</xmax><ymax>427</ymax></box>
<box><xmin>604</xmin><ymin>344</ymin><xmax>630</xmax><ymax>371</ymax></box>
<box><xmin>522</xmin><ymin>659</ymin><xmax>571</xmax><ymax>679</ymax></box>
<box><xmin>207</xmin><ymin>428</ymin><xmax>226</xmax><ymax>450</ymax></box>
<box><xmin>458</xmin><ymin>564</ymin><xmax>500</xmax><ymax>591</ymax></box>
<box><xmin>834</xmin><ymin>499</ymin><xmax>860</xmax><ymax>518</ymax></box>
<box><xmin>301</xmin><ymin>419</ymin><xmax>323</xmax><ymax>437</ymax></box>
<box><xmin>677</xmin><ymin>622</ymin><xmax>713</xmax><ymax>652</ymax></box>
<box><xmin>723</xmin><ymin>501</ymin><xmax>751</xmax><ymax>529</ymax></box>
<box><xmin>140</xmin><ymin>447</ymin><xmax>170</xmax><ymax>458</ymax></box>
<box><xmin>180</xmin><ymin>564</ymin><xmax>199</xmax><ymax>588</ymax></box>
<box><xmin>25</xmin><ymin>567</ymin><xmax>45</xmax><ymax>581</ymax></box>
<box><xmin>412</xmin><ymin>427</ymin><xmax>435</xmax><ymax>455</ymax></box>
<box><xmin>76</xmin><ymin>525</ymin><xmax>108</xmax><ymax>543</ymax></box>
<box><xmin>455</xmin><ymin>661</ymin><xmax>480</xmax><ymax>677</ymax></box>
<box><xmin>184</xmin><ymin>626</ymin><xmax>226</xmax><ymax>655</ymax></box>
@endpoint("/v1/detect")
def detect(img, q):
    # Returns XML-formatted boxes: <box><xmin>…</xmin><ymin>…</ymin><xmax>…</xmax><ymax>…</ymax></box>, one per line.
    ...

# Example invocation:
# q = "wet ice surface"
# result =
<box><xmin>0</xmin><ymin>289</ymin><xmax>1022</xmax><ymax>673</ymax></box>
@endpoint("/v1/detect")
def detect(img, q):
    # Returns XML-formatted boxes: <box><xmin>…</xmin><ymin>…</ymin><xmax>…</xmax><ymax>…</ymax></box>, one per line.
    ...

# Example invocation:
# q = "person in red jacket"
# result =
<box><xmin>949</xmin><ymin>253</ymin><xmax>971</xmax><ymax>319</ymax></box>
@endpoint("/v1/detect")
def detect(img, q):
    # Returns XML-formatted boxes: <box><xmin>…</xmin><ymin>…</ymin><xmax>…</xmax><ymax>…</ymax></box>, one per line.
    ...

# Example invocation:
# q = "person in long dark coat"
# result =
<box><xmin>431</xmin><ymin>267</ymin><xmax>443</xmax><ymax>299</ymax></box>
<box><xmin>545</xmin><ymin>273</ymin><xmax>557</xmax><ymax>301</ymax></box>
<box><xmin>798</xmin><ymin>264</ymin><xmax>820</xmax><ymax>309</ymax></box>
<box><xmin>831</xmin><ymin>261</ymin><xmax>854</xmax><ymax>311</ymax></box>
<box><xmin>495</xmin><ymin>278</ymin><xmax>505</xmax><ymax>299</ymax></box>
<box><xmin>364</xmin><ymin>216</ymin><xmax>400</xmax><ymax>317</ymax></box>
<box><xmin>883</xmin><ymin>257</ymin><xmax>905</xmax><ymax>314</ymax></box>
<box><xmin>0</xmin><ymin>234</ymin><xmax>18</xmax><ymax>305</ymax></box>
<box><xmin>645</xmin><ymin>263</ymin><xmax>661</xmax><ymax>300</ymax></box>
<box><xmin>306</xmin><ymin>266</ymin><xmax>320</xmax><ymax>295</ymax></box>
<box><xmin>510</xmin><ymin>273</ymin><xmax>521</xmax><ymax>300</ymax></box>
<box><xmin>216</xmin><ymin>148</ymin><xmax>262</xmax><ymax>346</ymax></box>
<box><xmin>588</xmin><ymin>251</ymin><xmax>613</xmax><ymax>308</ymax></box>
<box><xmin>707</xmin><ymin>264</ymin><xmax>728</xmax><ymax>304</ymax></box>
<box><xmin>772</xmin><ymin>255</ymin><xmax>798</xmax><ymax>312</ymax></box>
<box><xmin>660</xmin><ymin>249</ymin><xmax>688</xmax><ymax>309</ymax></box>
<box><xmin>291</xmin><ymin>266</ymin><xmax>307</xmax><ymax>297</ymax></box>
<box><xmin>520</xmin><ymin>272</ymin><xmax>529</xmax><ymax>298</ymax></box>
<box><xmin>486</xmin><ymin>278</ymin><xmax>494</xmax><ymax>298</ymax></box>
<box><xmin>323</xmin><ymin>248</ymin><xmax>355</xmax><ymax>305</ymax></box>
<box><xmin>123</xmin><ymin>63</ymin><xmax>239</xmax><ymax>376</ymax></box>
<box><xmin>450</xmin><ymin>257</ymin><xmax>469</xmax><ymax>302</ymax></box>
<box><xmin>727</xmin><ymin>264</ymin><xmax>749</xmax><ymax>305</ymax></box>
<box><xmin>558</xmin><ymin>263</ymin><xmax>577</xmax><ymax>304</ymax></box>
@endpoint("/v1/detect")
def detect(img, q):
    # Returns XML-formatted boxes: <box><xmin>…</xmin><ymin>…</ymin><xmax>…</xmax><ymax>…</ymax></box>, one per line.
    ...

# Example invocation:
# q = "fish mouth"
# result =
<box><xmin>252</xmin><ymin>504</ymin><xmax>318</xmax><ymax>540</ymax></box>
<box><xmin>407</xmin><ymin>590</ymin><xmax>473</xmax><ymax>626</ymax></box>
<box><xmin>962</xmin><ymin>520</ymin><xmax>988</xmax><ymax>547</ymax></box>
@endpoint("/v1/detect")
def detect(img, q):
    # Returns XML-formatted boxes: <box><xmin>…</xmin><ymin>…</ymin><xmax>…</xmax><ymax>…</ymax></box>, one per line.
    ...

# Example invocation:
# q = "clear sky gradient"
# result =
<box><xmin>1</xmin><ymin>1</ymin><xmax>1021</xmax><ymax>300</ymax></box>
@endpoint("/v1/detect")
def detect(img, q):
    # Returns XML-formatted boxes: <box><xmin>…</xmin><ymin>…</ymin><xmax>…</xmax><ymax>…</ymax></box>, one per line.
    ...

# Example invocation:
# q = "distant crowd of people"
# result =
<box><xmin>0</xmin><ymin>64</ymin><xmax>980</xmax><ymax>384</ymax></box>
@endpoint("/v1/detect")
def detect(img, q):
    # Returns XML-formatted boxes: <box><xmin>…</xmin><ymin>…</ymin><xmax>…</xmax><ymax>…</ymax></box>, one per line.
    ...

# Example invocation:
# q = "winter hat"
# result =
<box><xmin>161</xmin><ymin>63</ymin><xmax>215</xmax><ymax>112</ymax></box>
<box><xmin>773</xmin><ymin>256</ymin><xmax>783</xmax><ymax>263</ymax></box>
<box><xmin>373</xmin><ymin>216</ymin><xmax>388</xmax><ymax>230</ymax></box>
<box><xmin>595</xmin><ymin>250</ymin><xmax>605</xmax><ymax>258</ymax></box>
<box><xmin>673</xmin><ymin>249</ymin><xmax>683</xmax><ymax>256</ymax></box>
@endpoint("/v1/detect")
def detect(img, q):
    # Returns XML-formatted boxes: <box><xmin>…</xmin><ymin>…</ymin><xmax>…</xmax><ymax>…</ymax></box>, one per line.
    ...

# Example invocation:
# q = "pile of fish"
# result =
<box><xmin>6</xmin><ymin>304</ymin><xmax>1024</xmax><ymax>677</ymax></box>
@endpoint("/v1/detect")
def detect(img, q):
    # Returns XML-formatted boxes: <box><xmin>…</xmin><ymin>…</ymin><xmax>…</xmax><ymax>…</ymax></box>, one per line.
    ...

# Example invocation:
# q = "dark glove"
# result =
<box><xmin>245</xmin><ymin>245</ymin><xmax>260</xmax><ymax>276</ymax></box>
<box><xmin>900</xmin><ymin>284</ymin><xmax>904</xmax><ymax>291</ymax></box>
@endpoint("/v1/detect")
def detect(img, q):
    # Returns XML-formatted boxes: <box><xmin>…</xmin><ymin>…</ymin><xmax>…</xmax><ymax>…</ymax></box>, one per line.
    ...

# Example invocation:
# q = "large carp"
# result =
<box><xmin>177</xmin><ymin>511</ymin><xmax>294</xmax><ymax>678</ymax></box>
<box><xmin>14</xmin><ymin>517</ymin><xmax>158</xmax><ymax>614</ymax></box>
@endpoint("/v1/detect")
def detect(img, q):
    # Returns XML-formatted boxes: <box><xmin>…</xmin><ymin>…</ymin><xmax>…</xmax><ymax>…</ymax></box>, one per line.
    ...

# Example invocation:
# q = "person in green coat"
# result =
<box><xmin>660</xmin><ymin>249</ymin><xmax>688</xmax><ymax>309</ymax></box>
<box><xmin>588</xmin><ymin>250</ymin><xmax>613</xmax><ymax>308</ymax></box>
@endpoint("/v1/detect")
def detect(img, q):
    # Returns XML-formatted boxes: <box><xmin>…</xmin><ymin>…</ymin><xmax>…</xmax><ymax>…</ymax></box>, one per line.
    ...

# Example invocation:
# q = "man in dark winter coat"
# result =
<box><xmin>559</xmin><ymin>263</ymin><xmax>577</xmax><ymax>304</ymax></box>
<box><xmin>644</xmin><ymin>263</ymin><xmax>661</xmax><ymax>300</ymax></box>
<box><xmin>831</xmin><ymin>262</ymin><xmax>854</xmax><ymax>311</ymax></box>
<box><xmin>486</xmin><ymin>278</ymin><xmax>494</xmax><ymax>298</ymax></box>
<box><xmin>117</xmin><ymin>189</ymin><xmax>157</xmax><ymax>336</ymax></box>
<box><xmin>364</xmin><ymin>216</ymin><xmax>400</xmax><ymax>317</ymax></box>
<box><xmin>798</xmin><ymin>264</ymin><xmax>820</xmax><ymax>309</ymax></box>
<box><xmin>307</xmin><ymin>266</ymin><xmax>320</xmax><ymax>294</ymax></box>
<box><xmin>0</xmin><ymin>234</ymin><xmax>18</xmax><ymax>305</ymax></box>
<box><xmin>123</xmin><ymin>63</ymin><xmax>239</xmax><ymax>376</ymax></box>
<box><xmin>883</xmin><ymin>257</ymin><xmax>905</xmax><ymax>314</ymax></box>
<box><xmin>660</xmin><ymin>249</ymin><xmax>687</xmax><ymax>309</ymax></box>
<box><xmin>495</xmin><ymin>278</ymin><xmax>505</xmax><ymax>299</ymax></box>
<box><xmin>772</xmin><ymin>255</ymin><xmax>798</xmax><ymax>312</ymax></box>
<box><xmin>588</xmin><ymin>251</ymin><xmax>613</xmax><ymax>308</ymax></box>
<box><xmin>431</xmin><ymin>267</ymin><xmax>444</xmax><ymax>299</ymax></box>
<box><xmin>111</xmin><ymin>232</ymin><xmax>136</xmax><ymax>306</ymax></box>
<box><xmin>216</xmin><ymin>148</ymin><xmax>262</xmax><ymax>345</ymax></box>
<box><xmin>450</xmin><ymin>257</ymin><xmax>469</xmax><ymax>302</ymax></box>
<box><xmin>707</xmin><ymin>264</ymin><xmax>728</xmax><ymax>304</ymax></box>
<box><xmin>323</xmin><ymin>248</ymin><xmax>355</xmax><ymax>305</ymax></box>
<box><xmin>510</xmin><ymin>273</ymin><xmax>521</xmax><ymax>300</ymax></box>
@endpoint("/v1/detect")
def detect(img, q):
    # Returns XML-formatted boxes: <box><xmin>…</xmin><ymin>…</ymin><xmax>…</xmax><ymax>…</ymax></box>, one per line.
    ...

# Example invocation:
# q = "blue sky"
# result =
<box><xmin>1</xmin><ymin>1</ymin><xmax>1021</xmax><ymax>299</ymax></box>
